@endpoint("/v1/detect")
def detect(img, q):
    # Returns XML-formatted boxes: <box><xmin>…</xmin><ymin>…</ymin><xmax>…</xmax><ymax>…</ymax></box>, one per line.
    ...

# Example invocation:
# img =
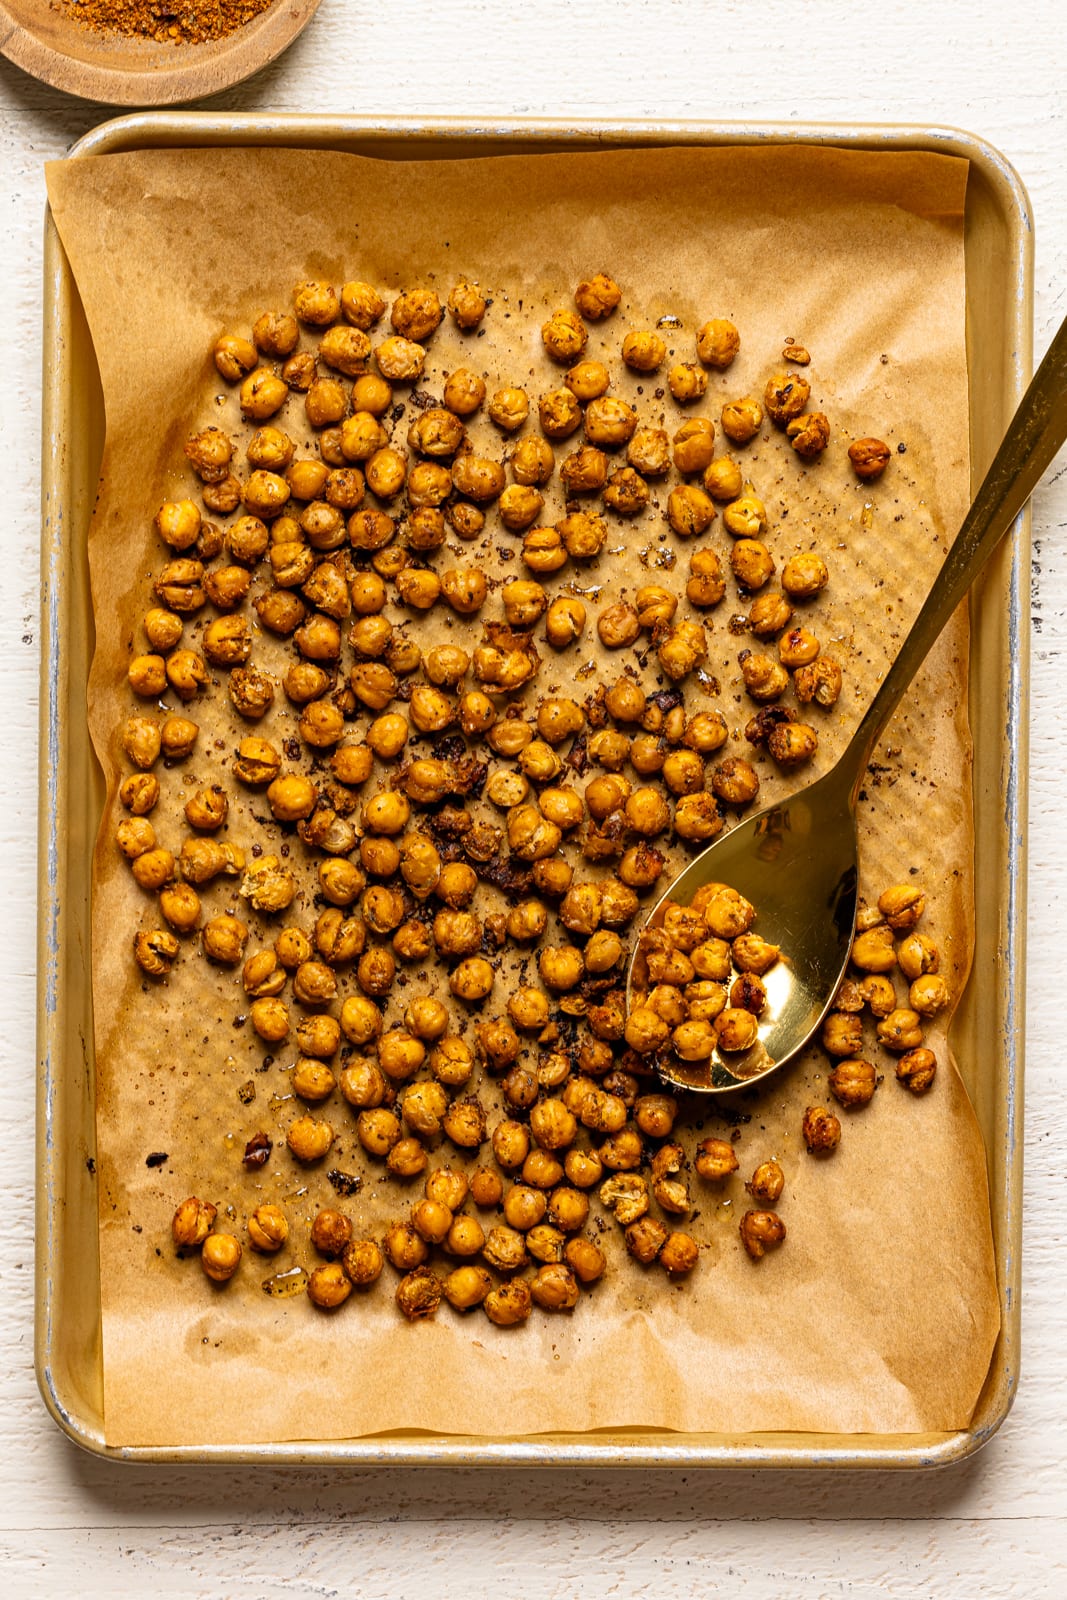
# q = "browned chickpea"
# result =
<box><xmin>764</xmin><ymin>371</ymin><xmax>811</xmax><ymax>426</ymax></box>
<box><xmin>439</xmin><ymin>368</ymin><xmax>484</xmax><ymax>418</ymax></box>
<box><xmin>896</xmin><ymin>935</ymin><xmax>940</xmax><ymax>984</ymax></box>
<box><xmin>383</xmin><ymin>1139</ymin><xmax>425</xmax><ymax>1177</ymax></box>
<box><xmin>442</xmin><ymin>1096</ymin><xmax>487</xmax><ymax>1148</ymax></box>
<box><xmin>244</xmin><ymin>1203</ymin><xmax>288</xmax><ymax>1255</ymax></box>
<box><xmin>671</xmin><ymin>416</ymin><xmax>716</xmax><ymax>475</ymax></box>
<box><xmin>132</xmin><ymin>929</ymin><xmax>178</xmax><ymax>977</ymax></box>
<box><xmin>574</xmin><ymin>272</ymin><xmax>621</xmax><ymax>321</ymax></box>
<box><xmin>340</xmin><ymin>1238</ymin><xmax>384</xmax><ymax>1289</ymax></box>
<box><xmin>625</xmin><ymin>1216</ymin><xmax>668</xmax><ymax>1265</ymax></box>
<box><xmin>767</xmin><ymin>722</ymin><xmax>818</xmax><ymax>768</ymax></box>
<box><xmin>849</xmin><ymin>437</ymin><xmax>892</xmax><ymax>480</ymax></box>
<box><xmin>622</xmin><ymin>329</ymin><xmax>666</xmax><ymax>371</ymax></box>
<box><xmin>307</xmin><ymin>1208</ymin><xmax>351</xmax><ymax>1259</ymax></box>
<box><xmin>498</xmin><ymin>484</ymin><xmax>544</xmax><ymax>531</ymax></box>
<box><xmin>127</xmin><ymin>654</ymin><xmax>166</xmax><ymax>698</ymax></box>
<box><xmin>739</xmin><ymin>1209</ymin><xmax>786</xmax><ymax>1261</ymax></box>
<box><xmin>603</xmin><ymin>466</ymin><xmax>650</xmax><ymax>517</ymax></box>
<box><xmin>154</xmin><ymin>558</ymin><xmax>206</xmax><ymax>614</ymax></box>
<box><xmin>877</xmin><ymin>1008</ymin><xmax>925</xmax><ymax>1053</ymax></box>
<box><xmin>304</xmin><ymin>1262</ymin><xmax>350</xmax><ymax>1310</ymax></box>
<box><xmin>396</xmin><ymin>1266</ymin><xmax>443</xmax><ymax>1320</ymax></box>
<box><xmin>658</xmin><ymin>1232</ymin><xmax>699</xmax><ymax>1276</ymax></box>
<box><xmin>851</xmin><ymin>925</ymin><xmax>898</xmax><ymax>974</ymax></box>
<box><xmin>787</xmin><ymin>411</ymin><xmax>831</xmax><ymax>458</ymax></box>
<box><xmin>507</xmin><ymin>438</ymin><xmax>553</xmax><ymax>493</ymax></box>
<box><xmin>286</xmin><ymin>1113</ymin><xmax>335</xmax><ymax>1164</ymax></box>
<box><xmin>483</xmin><ymin>1278</ymin><xmax>533</xmax><ymax>1327</ymax></box>
<box><xmin>558</xmin><ymin>1237</ymin><xmax>602</xmax><ymax>1286</ymax></box>
<box><xmin>582</xmin><ymin>394</ymin><xmax>636</xmax><ymax>447</ymax></box>
<box><xmin>336</xmin><ymin>278</ymin><xmax>384</xmax><ymax>329</ymax></box>
<box><xmin>657</xmin><ymin>619</ymin><xmax>707</xmax><ymax>681</ymax></box>
<box><xmin>293</xmin><ymin>959</ymin><xmax>339</xmax><ymax>1005</ymax></box>
<box><xmin>697</xmin><ymin>1139</ymin><xmax>739</xmax><ymax>1190</ymax></box>
<box><xmin>357</xmin><ymin>1107</ymin><xmax>400</xmax><ymax>1160</ymax></box>
<box><xmin>282</xmin><ymin>351</ymin><xmax>317</xmax><ymax>391</ymax></box>
<box><xmin>745</xmin><ymin>1160</ymin><xmax>785</xmax><ymax>1205</ymax></box>
<box><xmin>528</xmin><ymin>1263</ymin><xmax>578</xmax><ymax>1311</ymax></box>
<box><xmin>542</xmin><ymin>307</ymin><xmax>588</xmax><ymax>362</ymax></box>
<box><xmin>668</xmin><ymin>361</ymin><xmax>708</xmax><ymax>403</ymax></box>
<box><xmin>376</xmin><ymin>335</ymin><xmax>426</xmax><ymax>383</ymax></box>
<box><xmin>695</xmin><ymin>318</ymin><xmax>740</xmax><ymax>368</ymax></box>
<box><xmin>802</xmin><ymin>1105</ymin><xmax>841</xmax><ymax>1155</ymax></box>
<box><xmin>440</xmin><ymin>276</ymin><xmax>486</xmax><ymax>330</ymax></box>
<box><xmin>383</xmin><ymin>1219</ymin><xmax>428</xmax><ymax>1272</ymax></box>
<box><xmin>319</xmin><ymin>324</ymin><xmax>370</xmax><ymax>378</ymax></box>
<box><xmin>200</xmin><ymin>1233</ymin><xmax>242</xmax><ymax>1284</ymax></box>
<box><xmin>171</xmin><ymin>1195</ymin><xmax>217</xmax><ymax>1249</ymax></box>
<box><xmin>665</xmin><ymin>484</ymin><xmax>714</xmax><ymax>539</ymax></box>
<box><xmin>560</xmin><ymin>445</ymin><xmax>607</xmax><ymax>494</ymax></box>
<box><xmin>214</xmin><ymin>332</ymin><xmax>257</xmax><ymax>382</ymax></box>
<box><xmin>304</xmin><ymin>377</ymin><xmax>348</xmax><ymax>428</ymax></box>
<box><xmin>826</xmin><ymin>1058</ymin><xmax>878</xmax><ymax>1108</ymax></box>
<box><xmin>533</xmin><ymin>388</ymin><xmax>580</xmax><ymax>442</ymax></box>
<box><xmin>502</xmin><ymin>1185</ymin><xmax>546</xmax><ymax>1233</ymax></box>
<box><xmin>714</xmin><ymin>1000</ymin><xmax>761</xmax><ymax>1051</ymax></box>
<box><xmin>719</xmin><ymin>397</ymin><xmax>762</xmax><ymax>446</ymax></box>
<box><xmin>449</xmin><ymin>956</ymin><xmax>495</xmax><ymax>1003</ymax></box>
<box><xmin>594</xmin><ymin>601</ymin><xmax>639</xmax><ymax>650</ymax></box>
<box><xmin>353</xmin><ymin>372</ymin><xmax>392</xmax><ymax>413</ymax></box>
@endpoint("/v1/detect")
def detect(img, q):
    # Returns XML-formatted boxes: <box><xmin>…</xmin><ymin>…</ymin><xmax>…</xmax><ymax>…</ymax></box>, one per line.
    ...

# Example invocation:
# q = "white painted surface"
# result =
<box><xmin>2</xmin><ymin>1</ymin><xmax>1066</xmax><ymax>1593</ymax></box>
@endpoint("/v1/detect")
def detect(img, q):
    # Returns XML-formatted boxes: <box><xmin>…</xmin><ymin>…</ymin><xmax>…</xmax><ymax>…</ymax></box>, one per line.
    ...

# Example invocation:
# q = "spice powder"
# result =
<box><xmin>58</xmin><ymin>0</ymin><xmax>274</xmax><ymax>45</ymax></box>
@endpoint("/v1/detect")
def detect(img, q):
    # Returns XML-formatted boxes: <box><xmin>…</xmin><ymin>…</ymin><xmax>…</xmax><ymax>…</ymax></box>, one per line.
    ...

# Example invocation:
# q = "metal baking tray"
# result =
<box><xmin>36</xmin><ymin>114</ymin><xmax>1032</xmax><ymax>1467</ymax></box>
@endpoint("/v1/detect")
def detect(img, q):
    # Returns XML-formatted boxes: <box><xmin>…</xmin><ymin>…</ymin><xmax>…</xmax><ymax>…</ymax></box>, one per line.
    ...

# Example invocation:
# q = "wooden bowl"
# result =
<box><xmin>0</xmin><ymin>0</ymin><xmax>320</xmax><ymax>105</ymax></box>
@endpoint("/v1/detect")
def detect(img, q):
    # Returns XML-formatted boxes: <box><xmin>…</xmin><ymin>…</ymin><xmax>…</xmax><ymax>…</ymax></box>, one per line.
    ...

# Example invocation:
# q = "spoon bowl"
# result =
<box><xmin>628</xmin><ymin>310</ymin><xmax>1067</xmax><ymax>1094</ymax></box>
<box><xmin>630</xmin><ymin>764</ymin><xmax>857</xmax><ymax>1091</ymax></box>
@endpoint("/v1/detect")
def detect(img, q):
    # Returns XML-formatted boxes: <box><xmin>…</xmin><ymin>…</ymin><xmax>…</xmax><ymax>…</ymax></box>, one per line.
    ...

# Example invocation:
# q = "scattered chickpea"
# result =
<box><xmin>201</xmin><ymin>1233</ymin><xmax>242</xmax><ymax>1283</ymax></box>
<box><xmin>739</xmin><ymin>1210</ymin><xmax>786</xmax><ymax>1261</ymax></box>
<box><xmin>802</xmin><ymin>1105</ymin><xmax>841</xmax><ymax>1155</ymax></box>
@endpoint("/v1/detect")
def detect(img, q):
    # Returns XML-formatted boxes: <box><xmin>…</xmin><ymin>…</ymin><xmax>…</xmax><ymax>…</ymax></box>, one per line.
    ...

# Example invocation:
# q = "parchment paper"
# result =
<box><xmin>45</xmin><ymin>143</ymin><xmax>999</xmax><ymax>1447</ymax></box>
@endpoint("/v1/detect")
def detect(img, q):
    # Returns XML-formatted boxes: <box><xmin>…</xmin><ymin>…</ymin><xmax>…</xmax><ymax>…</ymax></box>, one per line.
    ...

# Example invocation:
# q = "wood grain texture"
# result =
<box><xmin>0</xmin><ymin>0</ymin><xmax>320</xmax><ymax>106</ymax></box>
<box><xmin>2</xmin><ymin>0</ymin><xmax>1067</xmax><ymax>1591</ymax></box>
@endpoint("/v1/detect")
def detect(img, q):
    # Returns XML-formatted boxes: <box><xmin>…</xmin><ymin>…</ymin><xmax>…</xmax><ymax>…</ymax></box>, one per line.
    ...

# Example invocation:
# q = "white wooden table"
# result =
<box><xmin>2</xmin><ymin>2</ymin><xmax>1065</xmax><ymax>1592</ymax></box>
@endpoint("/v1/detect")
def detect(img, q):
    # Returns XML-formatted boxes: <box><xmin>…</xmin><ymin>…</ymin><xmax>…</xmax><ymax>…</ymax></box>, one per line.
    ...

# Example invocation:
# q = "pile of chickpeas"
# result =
<box><xmin>627</xmin><ymin>885</ymin><xmax>780</xmax><ymax>1066</ymax></box>
<box><xmin>118</xmin><ymin>267</ymin><xmax>899</xmax><ymax>1319</ymax></box>
<box><xmin>820</xmin><ymin>880</ymin><xmax>947</xmax><ymax>1104</ymax></box>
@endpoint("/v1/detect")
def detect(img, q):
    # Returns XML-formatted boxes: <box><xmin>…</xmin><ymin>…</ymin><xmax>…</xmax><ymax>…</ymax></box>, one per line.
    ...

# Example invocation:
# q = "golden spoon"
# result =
<box><xmin>628</xmin><ymin>314</ymin><xmax>1067</xmax><ymax>1093</ymax></box>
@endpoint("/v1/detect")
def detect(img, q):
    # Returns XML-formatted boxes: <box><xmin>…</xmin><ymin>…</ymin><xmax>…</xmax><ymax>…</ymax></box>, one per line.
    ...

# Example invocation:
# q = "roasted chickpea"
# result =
<box><xmin>499</xmin><ymin>484</ymin><xmax>545</xmax><ymax>530</ymax></box>
<box><xmin>571</xmin><ymin>271</ymin><xmax>620</xmax><ymax>320</ymax></box>
<box><xmin>721</xmin><ymin>397</ymin><xmax>763</xmax><ymax>445</ymax></box>
<box><xmin>286</xmin><ymin>1114</ymin><xmax>335</xmax><ymax>1164</ymax></box>
<box><xmin>508</xmin><ymin>986</ymin><xmax>550</xmax><ymax>1033</ymax></box>
<box><xmin>355</xmin><ymin>1107</ymin><xmax>400</xmax><ymax>1160</ymax></box>
<box><xmin>723</xmin><ymin>489</ymin><xmax>767</xmax><ymax>539</ymax></box>
<box><xmin>376</xmin><ymin>335</ymin><xmax>426</xmax><ymax>383</ymax></box>
<box><xmin>764</xmin><ymin>371</ymin><xmax>811</xmax><ymax>425</ymax></box>
<box><xmin>542</xmin><ymin>307</ymin><xmax>587</xmax><ymax>362</ymax></box>
<box><xmin>381</xmin><ymin>1222</ymin><xmax>428</xmax><ymax>1276</ymax></box>
<box><xmin>624</xmin><ymin>1216</ymin><xmax>668</xmax><ymax>1265</ymax></box>
<box><xmin>622</xmin><ymin>329</ymin><xmax>666</xmax><ymax>372</ymax></box>
<box><xmin>671</xmin><ymin>417</ymin><xmax>716</xmax><ymax>476</ymax></box>
<box><xmin>667</xmin><ymin>484</ymin><xmax>716</xmax><ymax>539</ymax></box>
<box><xmin>802</xmin><ymin>1105</ymin><xmax>841</xmax><ymax>1154</ymax></box>
<box><xmin>739</xmin><ymin>1209</ymin><xmax>786</xmax><ymax>1261</ymax></box>
<box><xmin>243</xmin><ymin>1203</ymin><xmax>288</xmax><ymax>1255</ymax></box>
<box><xmin>334</xmin><ymin>1240</ymin><xmax>382</xmax><ymax>1293</ymax></box>
<box><xmin>290</xmin><ymin>958</ymin><xmax>337</xmax><ymax>1005</ymax></box>
<box><xmin>440</xmin><ymin>1096</ymin><xmax>486</xmax><ymax>1149</ymax></box>
<box><xmin>787</xmin><ymin>411</ymin><xmax>831</xmax><ymax>458</ymax></box>
<box><xmin>200</xmin><ymin>1233</ymin><xmax>242</xmax><ymax>1284</ymax></box>
<box><xmin>730</xmin><ymin>538</ymin><xmax>775</xmax><ymax>592</ymax></box>
<box><xmin>767</xmin><ymin>722</ymin><xmax>818</xmax><ymax>768</ymax></box>
<box><xmin>668</xmin><ymin>360</ymin><xmax>708</xmax><ymax>403</ymax></box>
<box><xmin>697</xmin><ymin>1139</ymin><xmax>739</xmax><ymax>1190</ymax></box>
<box><xmin>849</xmin><ymin>437</ymin><xmax>892</xmax><ymax>480</ymax></box>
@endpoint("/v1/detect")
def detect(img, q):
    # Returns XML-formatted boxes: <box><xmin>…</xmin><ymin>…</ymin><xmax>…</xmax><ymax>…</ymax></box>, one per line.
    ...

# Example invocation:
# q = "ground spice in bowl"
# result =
<box><xmin>58</xmin><ymin>0</ymin><xmax>275</xmax><ymax>45</ymax></box>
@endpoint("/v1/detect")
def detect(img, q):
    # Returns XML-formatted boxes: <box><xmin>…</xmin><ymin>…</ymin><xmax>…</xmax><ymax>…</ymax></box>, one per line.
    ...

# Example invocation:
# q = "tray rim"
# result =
<box><xmin>36</xmin><ymin>111</ymin><xmax>1033</xmax><ymax>1469</ymax></box>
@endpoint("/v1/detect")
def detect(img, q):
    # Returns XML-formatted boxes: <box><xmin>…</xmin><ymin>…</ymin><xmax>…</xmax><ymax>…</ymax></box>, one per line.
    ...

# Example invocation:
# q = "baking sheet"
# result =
<box><xmin>44</xmin><ymin>140</ymin><xmax>999</xmax><ymax>1448</ymax></box>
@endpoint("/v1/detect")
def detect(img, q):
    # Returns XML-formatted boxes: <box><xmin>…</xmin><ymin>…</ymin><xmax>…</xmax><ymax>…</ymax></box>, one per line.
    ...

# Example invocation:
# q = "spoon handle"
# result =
<box><xmin>842</xmin><ymin>311</ymin><xmax>1067</xmax><ymax>797</ymax></box>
